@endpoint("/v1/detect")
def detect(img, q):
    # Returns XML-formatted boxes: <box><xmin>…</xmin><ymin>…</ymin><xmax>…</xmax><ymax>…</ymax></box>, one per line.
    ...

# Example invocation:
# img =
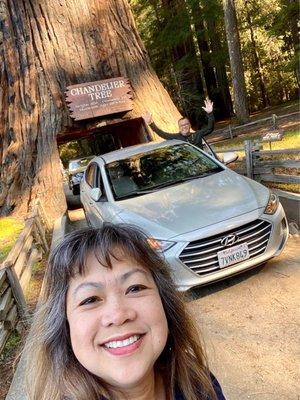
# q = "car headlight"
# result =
<box><xmin>147</xmin><ymin>238</ymin><xmax>176</xmax><ymax>252</ymax></box>
<box><xmin>264</xmin><ymin>192</ymin><xmax>279</xmax><ymax>215</ymax></box>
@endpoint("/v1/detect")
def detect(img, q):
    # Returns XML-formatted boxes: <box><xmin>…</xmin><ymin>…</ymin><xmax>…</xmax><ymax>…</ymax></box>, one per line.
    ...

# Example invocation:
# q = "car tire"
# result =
<box><xmin>72</xmin><ymin>186</ymin><xmax>80</xmax><ymax>196</ymax></box>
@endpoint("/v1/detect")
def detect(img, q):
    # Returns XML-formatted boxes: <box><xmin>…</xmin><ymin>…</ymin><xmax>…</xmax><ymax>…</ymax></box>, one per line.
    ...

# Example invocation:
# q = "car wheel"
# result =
<box><xmin>72</xmin><ymin>186</ymin><xmax>80</xmax><ymax>196</ymax></box>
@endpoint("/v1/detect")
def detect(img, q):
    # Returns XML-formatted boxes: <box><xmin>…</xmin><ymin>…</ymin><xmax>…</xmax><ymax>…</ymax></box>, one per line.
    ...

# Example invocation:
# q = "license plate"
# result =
<box><xmin>217</xmin><ymin>243</ymin><xmax>249</xmax><ymax>269</ymax></box>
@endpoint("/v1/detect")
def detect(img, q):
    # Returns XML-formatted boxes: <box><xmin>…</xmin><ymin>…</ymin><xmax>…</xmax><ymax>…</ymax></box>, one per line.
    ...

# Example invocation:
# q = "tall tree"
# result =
<box><xmin>244</xmin><ymin>0</ymin><xmax>269</xmax><ymax>108</ymax></box>
<box><xmin>194</xmin><ymin>0</ymin><xmax>233</xmax><ymax>117</ymax></box>
<box><xmin>183</xmin><ymin>0</ymin><xmax>208</xmax><ymax>97</ymax></box>
<box><xmin>270</xmin><ymin>0</ymin><xmax>300</xmax><ymax>86</ymax></box>
<box><xmin>0</xmin><ymin>0</ymin><xmax>180</xmax><ymax>220</ymax></box>
<box><xmin>222</xmin><ymin>0</ymin><xmax>250</xmax><ymax>123</ymax></box>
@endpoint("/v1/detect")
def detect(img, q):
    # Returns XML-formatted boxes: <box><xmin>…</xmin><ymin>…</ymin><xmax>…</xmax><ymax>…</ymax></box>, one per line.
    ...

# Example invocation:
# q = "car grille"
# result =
<box><xmin>179</xmin><ymin>219</ymin><xmax>272</xmax><ymax>276</ymax></box>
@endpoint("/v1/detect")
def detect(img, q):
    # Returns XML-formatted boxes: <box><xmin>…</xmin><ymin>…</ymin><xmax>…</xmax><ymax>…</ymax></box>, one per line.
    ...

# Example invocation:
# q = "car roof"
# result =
<box><xmin>96</xmin><ymin>140</ymin><xmax>186</xmax><ymax>164</ymax></box>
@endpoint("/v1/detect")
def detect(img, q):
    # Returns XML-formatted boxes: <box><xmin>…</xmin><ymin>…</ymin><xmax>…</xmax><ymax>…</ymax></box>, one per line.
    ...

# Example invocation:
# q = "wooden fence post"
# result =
<box><xmin>228</xmin><ymin>124</ymin><xmax>233</xmax><ymax>139</ymax></box>
<box><xmin>272</xmin><ymin>114</ymin><xmax>277</xmax><ymax>129</ymax></box>
<box><xmin>5</xmin><ymin>268</ymin><xmax>28</xmax><ymax>324</ymax></box>
<box><xmin>244</xmin><ymin>140</ymin><xmax>253</xmax><ymax>179</ymax></box>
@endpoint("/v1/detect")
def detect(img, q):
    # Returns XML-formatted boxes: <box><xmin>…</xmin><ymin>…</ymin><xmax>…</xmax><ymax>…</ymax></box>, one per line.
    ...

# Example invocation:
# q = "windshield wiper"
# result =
<box><xmin>115</xmin><ymin>189</ymin><xmax>157</xmax><ymax>200</ymax></box>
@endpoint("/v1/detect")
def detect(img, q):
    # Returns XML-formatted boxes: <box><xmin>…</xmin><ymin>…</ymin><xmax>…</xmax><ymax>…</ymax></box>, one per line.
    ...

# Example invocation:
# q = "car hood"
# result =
<box><xmin>114</xmin><ymin>170</ymin><xmax>270</xmax><ymax>239</ymax></box>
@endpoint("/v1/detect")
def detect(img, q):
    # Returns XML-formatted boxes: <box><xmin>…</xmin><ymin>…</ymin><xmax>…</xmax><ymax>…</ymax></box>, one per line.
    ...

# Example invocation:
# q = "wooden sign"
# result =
<box><xmin>66</xmin><ymin>77</ymin><xmax>133</xmax><ymax>121</ymax></box>
<box><xmin>262</xmin><ymin>130</ymin><xmax>284</xmax><ymax>142</ymax></box>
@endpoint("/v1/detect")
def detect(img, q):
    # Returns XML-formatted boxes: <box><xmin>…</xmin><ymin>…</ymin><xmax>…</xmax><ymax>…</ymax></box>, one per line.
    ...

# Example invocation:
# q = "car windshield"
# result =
<box><xmin>69</xmin><ymin>158</ymin><xmax>92</xmax><ymax>172</ymax></box>
<box><xmin>105</xmin><ymin>143</ymin><xmax>223</xmax><ymax>200</ymax></box>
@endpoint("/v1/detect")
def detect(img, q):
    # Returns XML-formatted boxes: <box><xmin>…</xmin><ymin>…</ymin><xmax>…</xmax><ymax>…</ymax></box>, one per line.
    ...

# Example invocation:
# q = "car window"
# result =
<box><xmin>95</xmin><ymin>166</ymin><xmax>106</xmax><ymax>197</ymax></box>
<box><xmin>85</xmin><ymin>164</ymin><xmax>96</xmax><ymax>187</ymax></box>
<box><xmin>105</xmin><ymin>143</ymin><xmax>223</xmax><ymax>200</ymax></box>
<box><xmin>85</xmin><ymin>163</ymin><xmax>106</xmax><ymax>196</ymax></box>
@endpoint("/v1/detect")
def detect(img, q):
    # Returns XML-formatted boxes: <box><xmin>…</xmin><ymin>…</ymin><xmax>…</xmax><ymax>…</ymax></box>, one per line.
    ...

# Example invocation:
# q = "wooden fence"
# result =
<box><xmin>0</xmin><ymin>200</ymin><xmax>51</xmax><ymax>354</ymax></box>
<box><xmin>213</xmin><ymin>111</ymin><xmax>300</xmax><ymax>140</ymax></box>
<box><xmin>215</xmin><ymin>141</ymin><xmax>300</xmax><ymax>187</ymax></box>
<box><xmin>252</xmin><ymin>149</ymin><xmax>300</xmax><ymax>185</ymax></box>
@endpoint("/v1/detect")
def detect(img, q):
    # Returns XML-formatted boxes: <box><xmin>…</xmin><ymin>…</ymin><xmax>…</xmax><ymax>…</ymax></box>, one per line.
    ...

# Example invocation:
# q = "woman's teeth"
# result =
<box><xmin>104</xmin><ymin>335</ymin><xmax>140</xmax><ymax>349</ymax></box>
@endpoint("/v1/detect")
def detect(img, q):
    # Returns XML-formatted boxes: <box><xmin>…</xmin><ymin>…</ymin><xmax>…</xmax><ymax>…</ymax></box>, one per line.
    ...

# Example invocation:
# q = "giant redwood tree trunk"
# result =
<box><xmin>0</xmin><ymin>0</ymin><xmax>180</xmax><ymax>221</ymax></box>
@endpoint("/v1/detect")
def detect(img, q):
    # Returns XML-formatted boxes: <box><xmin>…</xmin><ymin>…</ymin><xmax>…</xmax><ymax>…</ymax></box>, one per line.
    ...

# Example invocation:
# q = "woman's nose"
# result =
<box><xmin>100</xmin><ymin>297</ymin><xmax>137</xmax><ymax>327</ymax></box>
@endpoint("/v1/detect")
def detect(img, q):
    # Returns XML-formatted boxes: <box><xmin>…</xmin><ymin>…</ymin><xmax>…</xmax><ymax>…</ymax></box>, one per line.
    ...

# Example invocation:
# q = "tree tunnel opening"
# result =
<box><xmin>57</xmin><ymin>117</ymin><xmax>152</xmax><ymax>204</ymax></box>
<box><xmin>57</xmin><ymin>117</ymin><xmax>151</xmax><ymax>167</ymax></box>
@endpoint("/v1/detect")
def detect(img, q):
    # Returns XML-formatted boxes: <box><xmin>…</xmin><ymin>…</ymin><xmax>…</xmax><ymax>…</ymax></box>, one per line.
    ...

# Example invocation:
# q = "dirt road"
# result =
<box><xmin>188</xmin><ymin>236</ymin><xmax>299</xmax><ymax>400</ymax></box>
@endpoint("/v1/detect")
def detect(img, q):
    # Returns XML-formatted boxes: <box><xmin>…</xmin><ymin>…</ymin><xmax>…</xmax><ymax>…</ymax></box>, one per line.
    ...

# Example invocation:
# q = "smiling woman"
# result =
<box><xmin>24</xmin><ymin>224</ymin><xmax>226</xmax><ymax>400</ymax></box>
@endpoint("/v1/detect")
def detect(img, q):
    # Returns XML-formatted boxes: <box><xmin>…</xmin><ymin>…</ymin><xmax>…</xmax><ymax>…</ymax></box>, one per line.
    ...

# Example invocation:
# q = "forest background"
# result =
<box><xmin>130</xmin><ymin>0</ymin><xmax>299</xmax><ymax>127</ymax></box>
<box><xmin>0</xmin><ymin>0</ymin><xmax>298</xmax><ymax>220</ymax></box>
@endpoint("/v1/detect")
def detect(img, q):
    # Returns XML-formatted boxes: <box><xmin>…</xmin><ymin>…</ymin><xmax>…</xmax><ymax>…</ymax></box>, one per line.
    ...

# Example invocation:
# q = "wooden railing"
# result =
<box><xmin>252</xmin><ymin>148</ymin><xmax>300</xmax><ymax>185</ymax></box>
<box><xmin>213</xmin><ymin>111</ymin><xmax>300</xmax><ymax>140</ymax></box>
<box><xmin>0</xmin><ymin>200</ymin><xmax>50</xmax><ymax>354</ymax></box>
<box><xmin>215</xmin><ymin>141</ymin><xmax>300</xmax><ymax>187</ymax></box>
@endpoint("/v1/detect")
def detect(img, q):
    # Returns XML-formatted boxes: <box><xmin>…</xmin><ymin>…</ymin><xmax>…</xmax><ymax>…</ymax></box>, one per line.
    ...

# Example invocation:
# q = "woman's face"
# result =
<box><xmin>66</xmin><ymin>250</ymin><xmax>168</xmax><ymax>393</ymax></box>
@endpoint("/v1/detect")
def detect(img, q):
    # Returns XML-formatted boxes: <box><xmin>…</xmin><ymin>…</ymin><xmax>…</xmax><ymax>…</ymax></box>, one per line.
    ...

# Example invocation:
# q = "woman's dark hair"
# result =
<box><xmin>25</xmin><ymin>223</ymin><xmax>217</xmax><ymax>400</ymax></box>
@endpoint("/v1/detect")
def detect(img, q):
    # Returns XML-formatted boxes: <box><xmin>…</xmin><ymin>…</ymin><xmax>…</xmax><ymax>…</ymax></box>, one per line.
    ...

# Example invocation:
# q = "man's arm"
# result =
<box><xmin>149</xmin><ymin>122</ymin><xmax>177</xmax><ymax>140</ymax></box>
<box><xmin>193</xmin><ymin>98</ymin><xmax>215</xmax><ymax>146</ymax></box>
<box><xmin>142</xmin><ymin>112</ymin><xmax>178</xmax><ymax>140</ymax></box>
<box><xmin>195</xmin><ymin>112</ymin><xmax>215</xmax><ymax>140</ymax></box>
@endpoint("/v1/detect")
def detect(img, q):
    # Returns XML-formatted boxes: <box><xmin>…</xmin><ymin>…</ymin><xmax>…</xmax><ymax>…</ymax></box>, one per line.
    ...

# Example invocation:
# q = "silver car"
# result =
<box><xmin>80</xmin><ymin>140</ymin><xmax>288</xmax><ymax>291</ymax></box>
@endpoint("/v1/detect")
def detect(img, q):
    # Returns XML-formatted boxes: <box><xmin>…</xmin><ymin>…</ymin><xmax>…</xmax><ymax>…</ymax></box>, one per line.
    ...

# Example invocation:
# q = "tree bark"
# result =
<box><xmin>183</xmin><ymin>0</ymin><xmax>208</xmax><ymax>98</ymax></box>
<box><xmin>287</xmin><ymin>0</ymin><xmax>300</xmax><ymax>86</ymax></box>
<box><xmin>0</xmin><ymin>0</ymin><xmax>180</xmax><ymax>221</ymax></box>
<box><xmin>222</xmin><ymin>0</ymin><xmax>250</xmax><ymax>123</ymax></box>
<box><xmin>206</xmin><ymin>18</ymin><xmax>233</xmax><ymax>117</ymax></box>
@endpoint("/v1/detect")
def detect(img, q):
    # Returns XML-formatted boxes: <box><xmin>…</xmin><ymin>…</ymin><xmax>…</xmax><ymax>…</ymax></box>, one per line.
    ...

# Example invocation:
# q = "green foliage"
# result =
<box><xmin>131</xmin><ymin>0</ymin><xmax>215</xmax><ymax>123</ymax></box>
<box><xmin>237</xmin><ymin>0</ymin><xmax>298</xmax><ymax>111</ymax></box>
<box><xmin>131</xmin><ymin>0</ymin><xmax>298</xmax><ymax>119</ymax></box>
<box><xmin>59</xmin><ymin>138</ymin><xmax>94</xmax><ymax>166</ymax></box>
<box><xmin>0</xmin><ymin>217</ymin><xmax>24</xmax><ymax>262</ymax></box>
<box><xmin>0</xmin><ymin>331</ymin><xmax>21</xmax><ymax>362</ymax></box>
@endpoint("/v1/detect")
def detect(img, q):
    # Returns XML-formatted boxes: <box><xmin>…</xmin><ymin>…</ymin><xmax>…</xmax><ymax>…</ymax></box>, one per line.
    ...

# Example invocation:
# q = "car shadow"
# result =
<box><xmin>64</xmin><ymin>183</ymin><xmax>82</xmax><ymax>210</ymax></box>
<box><xmin>185</xmin><ymin>264</ymin><xmax>266</xmax><ymax>302</ymax></box>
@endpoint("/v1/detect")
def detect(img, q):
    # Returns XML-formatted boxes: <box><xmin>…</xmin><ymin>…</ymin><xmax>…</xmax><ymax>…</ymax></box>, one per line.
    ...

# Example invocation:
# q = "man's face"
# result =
<box><xmin>178</xmin><ymin>118</ymin><xmax>191</xmax><ymax>136</ymax></box>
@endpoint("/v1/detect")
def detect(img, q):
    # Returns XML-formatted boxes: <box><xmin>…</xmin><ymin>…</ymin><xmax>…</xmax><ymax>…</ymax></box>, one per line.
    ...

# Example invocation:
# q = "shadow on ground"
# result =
<box><xmin>64</xmin><ymin>183</ymin><xmax>82</xmax><ymax>210</ymax></box>
<box><xmin>186</xmin><ymin>264</ymin><xmax>266</xmax><ymax>301</ymax></box>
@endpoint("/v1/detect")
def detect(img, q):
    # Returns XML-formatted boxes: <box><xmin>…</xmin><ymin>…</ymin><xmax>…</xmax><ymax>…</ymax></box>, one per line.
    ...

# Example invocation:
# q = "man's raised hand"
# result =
<box><xmin>202</xmin><ymin>98</ymin><xmax>214</xmax><ymax>114</ymax></box>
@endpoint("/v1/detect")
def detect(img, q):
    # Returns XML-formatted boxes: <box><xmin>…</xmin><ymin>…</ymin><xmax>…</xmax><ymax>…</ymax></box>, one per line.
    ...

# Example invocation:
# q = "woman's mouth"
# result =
<box><xmin>102</xmin><ymin>334</ymin><xmax>144</xmax><ymax>356</ymax></box>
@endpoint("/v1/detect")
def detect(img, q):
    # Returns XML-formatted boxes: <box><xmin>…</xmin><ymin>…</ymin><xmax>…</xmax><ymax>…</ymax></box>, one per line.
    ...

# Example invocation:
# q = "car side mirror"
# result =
<box><xmin>90</xmin><ymin>187</ymin><xmax>102</xmax><ymax>202</ymax></box>
<box><xmin>222</xmin><ymin>152</ymin><xmax>239</xmax><ymax>165</ymax></box>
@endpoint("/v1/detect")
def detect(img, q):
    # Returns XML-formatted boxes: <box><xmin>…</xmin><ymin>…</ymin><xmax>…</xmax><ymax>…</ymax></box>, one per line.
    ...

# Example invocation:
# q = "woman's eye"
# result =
<box><xmin>126</xmin><ymin>284</ymin><xmax>147</xmax><ymax>294</ymax></box>
<box><xmin>79</xmin><ymin>296</ymin><xmax>100</xmax><ymax>306</ymax></box>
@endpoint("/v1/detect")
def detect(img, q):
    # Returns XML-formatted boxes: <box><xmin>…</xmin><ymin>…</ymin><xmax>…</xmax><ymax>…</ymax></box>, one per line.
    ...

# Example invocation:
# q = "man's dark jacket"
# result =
<box><xmin>149</xmin><ymin>113</ymin><xmax>215</xmax><ymax>149</ymax></box>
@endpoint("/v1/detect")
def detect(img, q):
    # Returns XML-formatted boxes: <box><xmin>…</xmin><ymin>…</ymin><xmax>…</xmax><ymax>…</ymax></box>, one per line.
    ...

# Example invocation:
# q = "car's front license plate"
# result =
<box><xmin>217</xmin><ymin>243</ymin><xmax>249</xmax><ymax>268</ymax></box>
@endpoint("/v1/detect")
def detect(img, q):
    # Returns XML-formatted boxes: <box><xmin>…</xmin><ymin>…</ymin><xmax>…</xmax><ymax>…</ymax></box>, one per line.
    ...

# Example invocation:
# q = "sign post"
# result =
<box><xmin>261</xmin><ymin>130</ymin><xmax>284</xmax><ymax>150</ymax></box>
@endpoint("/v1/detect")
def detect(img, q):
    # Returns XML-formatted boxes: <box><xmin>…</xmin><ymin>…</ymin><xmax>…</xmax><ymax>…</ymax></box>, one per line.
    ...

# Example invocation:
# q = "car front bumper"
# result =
<box><xmin>164</xmin><ymin>204</ymin><xmax>289</xmax><ymax>291</ymax></box>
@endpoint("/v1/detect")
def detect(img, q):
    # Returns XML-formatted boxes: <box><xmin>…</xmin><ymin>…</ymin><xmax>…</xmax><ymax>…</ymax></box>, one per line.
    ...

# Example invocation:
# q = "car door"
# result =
<box><xmin>82</xmin><ymin>162</ymin><xmax>108</xmax><ymax>227</ymax></box>
<box><xmin>80</xmin><ymin>163</ymin><xmax>95</xmax><ymax>219</ymax></box>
